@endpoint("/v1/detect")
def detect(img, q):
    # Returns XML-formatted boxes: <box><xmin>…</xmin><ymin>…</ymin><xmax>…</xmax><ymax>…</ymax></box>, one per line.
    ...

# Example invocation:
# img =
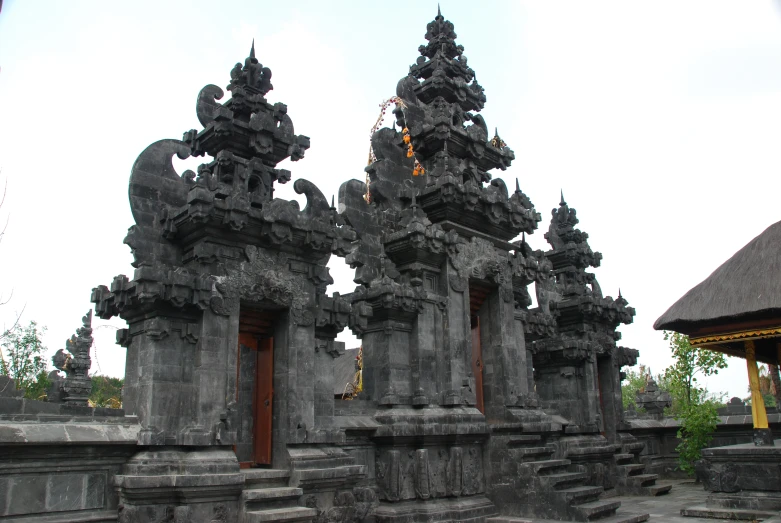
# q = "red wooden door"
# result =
<box><xmin>471</xmin><ymin>317</ymin><xmax>485</xmax><ymax>414</ymax></box>
<box><xmin>254</xmin><ymin>337</ymin><xmax>274</xmax><ymax>465</ymax></box>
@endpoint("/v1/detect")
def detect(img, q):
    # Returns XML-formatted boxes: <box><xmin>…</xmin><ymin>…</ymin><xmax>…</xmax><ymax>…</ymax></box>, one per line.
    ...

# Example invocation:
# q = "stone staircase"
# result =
<box><xmin>614</xmin><ymin>436</ymin><xmax>672</xmax><ymax>497</ymax></box>
<box><xmin>240</xmin><ymin>469</ymin><xmax>316</xmax><ymax>523</ymax></box>
<box><xmin>494</xmin><ymin>434</ymin><xmax>649</xmax><ymax>522</ymax></box>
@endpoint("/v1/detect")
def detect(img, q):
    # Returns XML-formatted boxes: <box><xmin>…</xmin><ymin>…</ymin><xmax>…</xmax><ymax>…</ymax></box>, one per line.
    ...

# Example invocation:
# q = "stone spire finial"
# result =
<box><xmin>228</xmin><ymin>40</ymin><xmax>273</xmax><ymax>95</ymax></box>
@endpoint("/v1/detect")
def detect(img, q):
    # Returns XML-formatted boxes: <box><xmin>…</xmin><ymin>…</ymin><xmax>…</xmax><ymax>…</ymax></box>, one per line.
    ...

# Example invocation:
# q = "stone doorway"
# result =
<box><xmin>470</xmin><ymin>315</ymin><xmax>485</xmax><ymax>414</ymax></box>
<box><xmin>597</xmin><ymin>355</ymin><xmax>617</xmax><ymax>442</ymax></box>
<box><xmin>469</xmin><ymin>283</ymin><xmax>493</xmax><ymax>415</ymax></box>
<box><xmin>237</xmin><ymin>309</ymin><xmax>277</xmax><ymax>467</ymax></box>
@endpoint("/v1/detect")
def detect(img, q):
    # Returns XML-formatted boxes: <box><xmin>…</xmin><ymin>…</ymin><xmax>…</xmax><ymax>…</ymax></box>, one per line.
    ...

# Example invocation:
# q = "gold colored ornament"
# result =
<box><xmin>364</xmin><ymin>98</ymin><xmax>424</xmax><ymax>204</ymax></box>
<box><xmin>342</xmin><ymin>346</ymin><xmax>364</xmax><ymax>400</ymax></box>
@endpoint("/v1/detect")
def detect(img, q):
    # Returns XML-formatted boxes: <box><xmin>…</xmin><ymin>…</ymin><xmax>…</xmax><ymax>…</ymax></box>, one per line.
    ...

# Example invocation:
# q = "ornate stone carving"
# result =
<box><xmin>51</xmin><ymin>311</ymin><xmax>93</xmax><ymax>406</ymax></box>
<box><xmin>415</xmin><ymin>449</ymin><xmax>431</xmax><ymax>499</ymax></box>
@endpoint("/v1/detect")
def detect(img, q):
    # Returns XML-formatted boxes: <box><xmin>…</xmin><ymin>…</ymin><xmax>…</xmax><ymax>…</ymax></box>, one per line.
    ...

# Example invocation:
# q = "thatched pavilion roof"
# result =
<box><xmin>654</xmin><ymin>220</ymin><xmax>781</xmax><ymax>334</ymax></box>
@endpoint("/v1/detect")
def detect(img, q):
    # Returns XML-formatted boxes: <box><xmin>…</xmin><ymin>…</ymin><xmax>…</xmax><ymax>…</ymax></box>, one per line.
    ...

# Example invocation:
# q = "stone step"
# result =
<box><xmin>243</xmin><ymin>468</ymin><xmax>291</xmax><ymax>487</ymax></box>
<box><xmin>645</xmin><ymin>484</ymin><xmax>672</xmax><ymax>496</ymax></box>
<box><xmin>618</xmin><ymin>463</ymin><xmax>646</xmax><ymax>476</ymax></box>
<box><xmin>507</xmin><ymin>434</ymin><xmax>542</xmax><ymax>447</ymax></box>
<box><xmin>557</xmin><ymin>485</ymin><xmax>604</xmax><ymax>504</ymax></box>
<box><xmin>243</xmin><ymin>487</ymin><xmax>303</xmax><ymax>502</ymax></box>
<box><xmin>571</xmin><ymin>499</ymin><xmax>621</xmax><ymax>521</ymax></box>
<box><xmin>623</xmin><ymin>474</ymin><xmax>658</xmax><ymax>487</ymax></box>
<box><xmin>681</xmin><ymin>505</ymin><xmax>780</xmax><ymax>520</ymax></box>
<box><xmin>513</xmin><ymin>446</ymin><xmax>556</xmax><ymax>459</ymax></box>
<box><xmin>616</xmin><ymin>483</ymin><xmax>673</xmax><ymax>497</ymax></box>
<box><xmin>614</xmin><ymin>453</ymin><xmax>634</xmax><ymax>463</ymax></box>
<box><xmin>584</xmin><ymin>514</ymin><xmax>650</xmax><ymax>523</ymax></box>
<box><xmin>498</xmin><ymin>516</ymin><xmax>648</xmax><ymax>523</ymax></box>
<box><xmin>622</xmin><ymin>442</ymin><xmax>645</xmax><ymax>453</ymax></box>
<box><xmin>542</xmin><ymin>471</ymin><xmax>590</xmax><ymax>490</ymax></box>
<box><xmin>523</xmin><ymin>458</ymin><xmax>571</xmax><ymax>473</ymax></box>
<box><xmin>244</xmin><ymin>506</ymin><xmax>317</xmax><ymax>523</ymax></box>
<box><xmin>567</xmin><ymin>445</ymin><xmax>618</xmax><ymax>457</ymax></box>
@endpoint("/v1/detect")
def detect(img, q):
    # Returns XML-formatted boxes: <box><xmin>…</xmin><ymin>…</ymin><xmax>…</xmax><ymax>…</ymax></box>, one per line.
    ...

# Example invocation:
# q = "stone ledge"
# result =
<box><xmin>0</xmin><ymin>422</ymin><xmax>140</xmax><ymax>444</ymax></box>
<box><xmin>0</xmin><ymin>396</ymin><xmax>126</xmax><ymax>418</ymax></box>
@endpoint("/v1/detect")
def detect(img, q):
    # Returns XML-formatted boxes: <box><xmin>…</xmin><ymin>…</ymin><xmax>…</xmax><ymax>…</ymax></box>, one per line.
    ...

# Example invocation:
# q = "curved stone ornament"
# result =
<box><xmin>196</xmin><ymin>84</ymin><xmax>225</xmax><ymax>127</ymax></box>
<box><xmin>128</xmin><ymin>139</ymin><xmax>191</xmax><ymax>228</ymax></box>
<box><xmin>294</xmin><ymin>179</ymin><xmax>331</xmax><ymax>219</ymax></box>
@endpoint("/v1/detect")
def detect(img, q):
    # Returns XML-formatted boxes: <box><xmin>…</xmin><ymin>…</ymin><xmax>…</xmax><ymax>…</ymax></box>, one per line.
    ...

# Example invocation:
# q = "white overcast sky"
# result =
<box><xmin>2</xmin><ymin>1</ymin><xmax>781</xmax><ymax>400</ymax></box>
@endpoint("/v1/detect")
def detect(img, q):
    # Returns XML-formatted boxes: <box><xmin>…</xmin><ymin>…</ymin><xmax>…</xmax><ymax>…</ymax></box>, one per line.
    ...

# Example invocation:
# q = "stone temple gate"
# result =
<box><xmin>0</xmin><ymin>10</ymin><xmax>668</xmax><ymax>523</ymax></box>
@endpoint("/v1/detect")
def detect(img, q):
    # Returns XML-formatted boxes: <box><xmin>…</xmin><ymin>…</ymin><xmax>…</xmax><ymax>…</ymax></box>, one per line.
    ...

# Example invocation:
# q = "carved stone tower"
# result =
<box><xmin>338</xmin><ymin>9</ymin><xmax>548</xmax><ymax>521</ymax></box>
<box><xmin>531</xmin><ymin>194</ymin><xmax>639</xmax><ymax>486</ymax></box>
<box><xmin>92</xmin><ymin>43</ymin><xmax>363</xmax><ymax>521</ymax></box>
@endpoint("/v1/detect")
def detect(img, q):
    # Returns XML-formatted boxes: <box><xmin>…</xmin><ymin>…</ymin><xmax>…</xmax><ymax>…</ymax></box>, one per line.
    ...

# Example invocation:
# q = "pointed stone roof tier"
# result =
<box><xmin>376</xmin><ymin>8</ymin><xmax>539</xmax><ymax>244</ymax></box>
<box><xmin>538</xmin><ymin>194</ymin><xmax>634</xmax><ymax>336</ymax></box>
<box><xmin>654</xmin><ymin>220</ymin><xmax>781</xmax><ymax>363</ymax></box>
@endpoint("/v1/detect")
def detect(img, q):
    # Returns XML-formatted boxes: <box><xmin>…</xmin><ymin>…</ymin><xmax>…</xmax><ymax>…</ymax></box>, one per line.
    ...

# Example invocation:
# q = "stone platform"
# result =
<box><xmin>685</xmin><ymin>440</ymin><xmax>781</xmax><ymax>520</ymax></box>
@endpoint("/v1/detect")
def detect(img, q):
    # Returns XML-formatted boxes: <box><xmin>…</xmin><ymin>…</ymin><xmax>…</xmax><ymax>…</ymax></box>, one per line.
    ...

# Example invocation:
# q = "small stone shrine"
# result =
<box><xmin>0</xmin><ymin>10</ymin><xmax>666</xmax><ymax>523</ymax></box>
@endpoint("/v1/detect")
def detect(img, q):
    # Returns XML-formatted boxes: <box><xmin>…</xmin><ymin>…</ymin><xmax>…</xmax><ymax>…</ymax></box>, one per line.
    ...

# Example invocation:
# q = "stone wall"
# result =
<box><xmin>0</xmin><ymin>396</ymin><xmax>140</xmax><ymax>521</ymax></box>
<box><xmin>627</xmin><ymin>404</ymin><xmax>781</xmax><ymax>477</ymax></box>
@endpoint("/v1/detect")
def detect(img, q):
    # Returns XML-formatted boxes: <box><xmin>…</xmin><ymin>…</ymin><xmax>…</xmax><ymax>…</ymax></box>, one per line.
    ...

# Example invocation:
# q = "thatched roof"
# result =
<box><xmin>333</xmin><ymin>348</ymin><xmax>360</xmax><ymax>396</ymax></box>
<box><xmin>654</xmin><ymin>220</ymin><xmax>781</xmax><ymax>333</ymax></box>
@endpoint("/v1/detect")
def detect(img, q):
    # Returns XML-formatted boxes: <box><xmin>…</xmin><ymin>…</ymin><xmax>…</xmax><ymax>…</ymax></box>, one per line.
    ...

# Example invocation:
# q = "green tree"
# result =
<box><xmin>661</xmin><ymin>331</ymin><xmax>727</xmax><ymax>475</ymax></box>
<box><xmin>622</xmin><ymin>364</ymin><xmax>651</xmax><ymax>410</ymax></box>
<box><xmin>90</xmin><ymin>375</ymin><xmax>123</xmax><ymax>408</ymax></box>
<box><xmin>0</xmin><ymin>320</ymin><xmax>50</xmax><ymax>399</ymax></box>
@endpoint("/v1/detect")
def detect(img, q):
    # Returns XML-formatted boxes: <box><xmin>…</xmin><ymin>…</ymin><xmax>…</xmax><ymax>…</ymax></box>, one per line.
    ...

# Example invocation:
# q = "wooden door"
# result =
<box><xmin>254</xmin><ymin>337</ymin><xmax>273</xmax><ymax>465</ymax></box>
<box><xmin>237</xmin><ymin>333</ymin><xmax>273</xmax><ymax>466</ymax></box>
<box><xmin>471</xmin><ymin>316</ymin><xmax>485</xmax><ymax>414</ymax></box>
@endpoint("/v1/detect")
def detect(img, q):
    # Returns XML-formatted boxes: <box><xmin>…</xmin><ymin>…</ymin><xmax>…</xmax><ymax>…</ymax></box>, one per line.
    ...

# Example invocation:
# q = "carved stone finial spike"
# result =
<box><xmin>331</xmin><ymin>195</ymin><xmax>335</xmax><ymax>209</ymax></box>
<box><xmin>250</xmin><ymin>39</ymin><xmax>256</xmax><ymax>60</ymax></box>
<box><xmin>515</xmin><ymin>178</ymin><xmax>520</xmax><ymax>193</ymax></box>
<box><xmin>560</xmin><ymin>189</ymin><xmax>566</xmax><ymax>206</ymax></box>
<box><xmin>437</xmin><ymin>3</ymin><xmax>442</xmax><ymax>17</ymax></box>
<box><xmin>618</xmin><ymin>288</ymin><xmax>622</xmax><ymax>298</ymax></box>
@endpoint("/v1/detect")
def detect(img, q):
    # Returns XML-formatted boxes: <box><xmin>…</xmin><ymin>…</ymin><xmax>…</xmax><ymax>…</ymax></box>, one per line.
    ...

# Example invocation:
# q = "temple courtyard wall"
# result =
<box><xmin>1</xmin><ymin>388</ymin><xmax>777</xmax><ymax>521</ymax></box>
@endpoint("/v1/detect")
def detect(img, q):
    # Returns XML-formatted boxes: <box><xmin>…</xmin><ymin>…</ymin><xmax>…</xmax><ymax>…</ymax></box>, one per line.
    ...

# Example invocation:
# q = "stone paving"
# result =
<box><xmin>611</xmin><ymin>480</ymin><xmax>781</xmax><ymax>523</ymax></box>
<box><xmin>614</xmin><ymin>480</ymin><xmax>715</xmax><ymax>523</ymax></box>
<box><xmin>493</xmin><ymin>480</ymin><xmax>781</xmax><ymax>522</ymax></box>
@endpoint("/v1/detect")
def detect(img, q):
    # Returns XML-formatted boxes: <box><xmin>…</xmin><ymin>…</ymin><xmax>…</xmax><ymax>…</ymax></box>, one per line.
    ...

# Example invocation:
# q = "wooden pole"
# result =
<box><xmin>746</xmin><ymin>340</ymin><xmax>769</xmax><ymax>429</ymax></box>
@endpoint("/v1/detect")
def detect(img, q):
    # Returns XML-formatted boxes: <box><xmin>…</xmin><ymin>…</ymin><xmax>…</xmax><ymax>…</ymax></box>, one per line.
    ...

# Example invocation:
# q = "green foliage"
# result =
<box><xmin>675</xmin><ymin>399</ymin><xmax>721</xmax><ymax>475</ymax></box>
<box><xmin>622</xmin><ymin>365</ymin><xmax>651</xmax><ymax>409</ymax></box>
<box><xmin>0</xmin><ymin>320</ymin><xmax>50</xmax><ymax>399</ymax></box>
<box><xmin>661</xmin><ymin>331</ymin><xmax>727</xmax><ymax>475</ymax></box>
<box><xmin>90</xmin><ymin>375</ymin><xmax>123</xmax><ymax>408</ymax></box>
<box><xmin>662</xmin><ymin>331</ymin><xmax>728</xmax><ymax>407</ymax></box>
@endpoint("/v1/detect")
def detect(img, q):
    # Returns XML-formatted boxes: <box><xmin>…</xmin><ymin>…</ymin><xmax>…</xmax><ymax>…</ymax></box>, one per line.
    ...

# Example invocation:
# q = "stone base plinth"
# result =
<box><xmin>689</xmin><ymin>440</ymin><xmax>781</xmax><ymax>518</ymax></box>
<box><xmin>373</xmin><ymin>495</ymin><xmax>497</xmax><ymax>523</ymax></box>
<box><xmin>754</xmin><ymin>428</ymin><xmax>775</xmax><ymax>446</ymax></box>
<box><xmin>115</xmin><ymin>447</ymin><xmax>243</xmax><ymax>523</ymax></box>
